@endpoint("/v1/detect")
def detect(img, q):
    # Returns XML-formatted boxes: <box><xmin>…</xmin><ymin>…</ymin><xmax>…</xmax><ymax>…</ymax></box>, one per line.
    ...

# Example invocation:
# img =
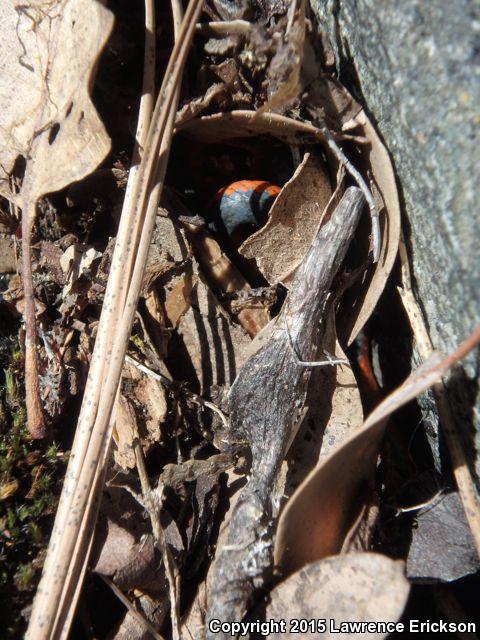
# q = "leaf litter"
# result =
<box><xmin>0</xmin><ymin>0</ymin><xmax>477</xmax><ymax>638</ymax></box>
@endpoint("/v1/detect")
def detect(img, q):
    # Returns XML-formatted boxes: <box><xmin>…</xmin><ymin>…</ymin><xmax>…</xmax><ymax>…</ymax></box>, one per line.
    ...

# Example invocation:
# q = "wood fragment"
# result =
<box><xmin>22</xmin><ymin>215</ymin><xmax>47</xmax><ymax>439</ymax></box>
<box><xmin>206</xmin><ymin>187</ymin><xmax>366</xmax><ymax>635</ymax></box>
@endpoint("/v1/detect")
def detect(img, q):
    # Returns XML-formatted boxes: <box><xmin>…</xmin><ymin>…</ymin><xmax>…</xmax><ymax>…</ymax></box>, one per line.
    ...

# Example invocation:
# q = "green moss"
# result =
<box><xmin>0</xmin><ymin>331</ymin><xmax>66</xmax><ymax>636</ymax></box>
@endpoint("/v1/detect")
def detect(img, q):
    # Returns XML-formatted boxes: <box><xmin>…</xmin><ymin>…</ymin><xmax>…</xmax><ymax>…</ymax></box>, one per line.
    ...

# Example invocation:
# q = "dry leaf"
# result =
<box><xmin>337</xmin><ymin>110</ymin><xmax>401</xmax><ymax>344</ymax></box>
<box><xmin>112</xmin><ymin>592</ymin><xmax>169</xmax><ymax>640</ymax></box>
<box><xmin>265</xmin><ymin>553</ymin><xmax>409</xmax><ymax>639</ymax></box>
<box><xmin>92</xmin><ymin>518</ymin><xmax>137</xmax><ymax>577</ymax></box>
<box><xmin>177</xmin><ymin>110</ymin><xmax>322</xmax><ymax>145</ymax></box>
<box><xmin>160</xmin><ymin>454</ymin><xmax>234</xmax><ymax>490</ymax></box>
<box><xmin>308</xmin><ymin>76</ymin><xmax>363</xmax><ymax>130</ymax></box>
<box><xmin>176</xmin><ymin>83</ymin><xmax>229</xmax><ymax>128</ymax></box>
<box><xmin>60</xmin><ymin>244</ymin><xmax>102</xmax><ymax>296</ymax></box>
<box><xmin>0</xmin><ymin>0</ymin><xmax>113</xmax><ymax>203</ymax></box>
<box><xmin>259</xmin><ymin>1</ymin><xmax>306</xmax><ymax>114</ymax></box>
<box><xmin>239</xmin><ymin>153</ymin><xmax>332</xmax><ymax>284</ymax></box>
<box><xmin>143</xmin><ymin>213</ymin><xmax>191</xmax><ymax>293</ymax></box>
<box><xmin>113</xmin><ymin>364</ymin><xmax>167</xmax><ymax>470</ymax></box>
<box><xmin>112</xmin><ymin>396</ymin><xmax>137</xmax><ymax>470</ymax></box>
<box><xmin>0</xmin><ymin>236</ymin><xmax>16</xmax><ymax>274</ymax></box>
<box><xmin>275</xmin><ymin>351</ymin><xmax>458</xmax><ymax>575</ymax></box>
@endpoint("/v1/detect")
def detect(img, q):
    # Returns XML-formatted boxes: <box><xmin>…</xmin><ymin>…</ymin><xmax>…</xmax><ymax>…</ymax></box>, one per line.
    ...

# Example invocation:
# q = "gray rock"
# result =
<box><xmin>310</xmin><ymin>0</ymin><xmax>480</xmax><ymax>479</ymax></box>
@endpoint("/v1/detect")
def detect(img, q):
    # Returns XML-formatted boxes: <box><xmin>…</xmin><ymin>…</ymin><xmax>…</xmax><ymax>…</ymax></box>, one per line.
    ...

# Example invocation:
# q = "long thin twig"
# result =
<box><xmin>21</xmin><ymin>210</ymin><xmax>47</xmax><ymax>438</ymax></box>
<box><xmin>98</xmin><ymin>575</ymin><xmax>166</xmax><ymax>640</ymax></box>
<box><xmin>134</xmin><ymin>441</ymin><xmax>181</xmax><ymax>640</ymax></box>
<box><xmin>27</xmin><ymin>2</ymin><xmax>204</xmax><ymax>638</ymax></box>
<box><xmin>318</xmin><ymin>122</ymin><xmax>380</xmax><ymax>262</ymax></box>
<box><xmin>398</xmin><ymin>232</ymin><xmax>480</xmax><ymax>555</ymax></box>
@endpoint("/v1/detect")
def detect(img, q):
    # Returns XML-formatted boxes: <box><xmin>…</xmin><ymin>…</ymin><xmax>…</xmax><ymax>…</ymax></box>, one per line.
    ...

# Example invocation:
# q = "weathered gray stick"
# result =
<box><xmin>206</xmin><ymin>187</ymin><xmax>366</xmax><ymax>637</ymax></box>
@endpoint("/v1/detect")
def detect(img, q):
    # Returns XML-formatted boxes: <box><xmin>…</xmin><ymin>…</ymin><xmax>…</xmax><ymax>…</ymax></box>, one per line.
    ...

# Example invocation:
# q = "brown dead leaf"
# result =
<box><xmin>265</xmin><ymin>553</ymin><xmax>409</xmax><ymax>639</ymax></box>
<box><xmin>93</xmin><ymin>520</ymin><xmax>168</xmax><ymax>606</ymax></box>
<box><xmin>60</xmin><ymin>244</ymin><xmax>102</xmax><ymax>296</ymax></box>
<box><xmin>337</xmin><ymin>110</ymin><xmax>401</xmax><ymax>344</ymax></box>
<box><xmin>406</xmin><ymin>487</ymin><xmax>480</xmax><ymax>582</ymax></box>
<box><xmin>111</xmin><ymin>595</ymin><xmax>168</xmax><ymax>640</ymax></box>
<box><xmin>143</xmin><ymin>213</ymin><xmax>191</xmax><ymax>293</ymax></box>
<box><xmin>176</xmin><ymin>83</ymin><xmax>229</xmax><ymax>128</ymax></box>
<box><xmin>259</xmin><ymin>2</ymin><xmax>306</xmax><ymax>114</ymax></box>
<box><xmin>275</xmin><ymin>350</ymin><xmax>464</xmax><ymax>575</ymax></box>
<box><xmin>113</xmin><ymin>365</ymin><xmax>168</xmax><ymax>470</ymax></box>
<box><xmin>111</xmin><ymin>593</ymin><xmax>169</xmax><ymax>640</ymax></box>
<box><xmin>160</xmin><ymin>453</ymin><xmax>234</xmax><ymax>490</ymax></box>
<box><xmin>0</xmin><ymin>235</ymin><xmax>16</xmax><ymax>274</ymax></box>
<box><xmin>308</xmin><ymin>76</ymin><xmax>363</xmax><ymax>130</ymax></box>
<box><xmin>239</xmin><ymin>153</ymin><xmax>332</xmax><ymax>284</ymax></box>
<box><xmin>92</xmin><ymin>518</ymin><xmax>136</xmax><ymax>577</ymax></box>
<box><xmin>164</xmin><ymin>273</ymin><xmax>196</xmax><ymax>329</ymax></box>
<box><xmin>113</xmin><ymin>396</ymin><xmax>137</xmax><ymax>470</ymax></box>
<box><xmin>177</xmin><ymin>110</ymin><xmax>322</xmax><ymax>145</ymax></box>
<box><xmin>0</xmin><ymin>0</ymin><xmax>113</xmax><ymax>203</ymax></box>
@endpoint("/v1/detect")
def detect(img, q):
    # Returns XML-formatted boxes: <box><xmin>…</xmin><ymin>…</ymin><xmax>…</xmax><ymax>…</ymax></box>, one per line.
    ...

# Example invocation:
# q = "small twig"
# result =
<box><xmin>283</xmin><ymin>314</ymin><xmax>350</xmax><ymax>368</ymax></box>
<box><xmin>194</xmin><ymin>19</ymin><xmax>251</xmax><ymax>36</ymax></box>
<box><xmin>98</xmin><ymin>575</ymin><xmax>165</xmax><ymax>640</ymax></box>
<box><xmin>206</xmin><ymin>189</ymin><xmax>366</xmax><ymax>636</ymax></box>
<box><xmin>21</xmin><ymin>204</ymin><xmax>47</xmax><ymax>439</ymax></box>
<box><xmin>27</xmin><ymin>1</ymin><xmax>204</xmax><ymax>637</ymax></box>
<box><xmin>126</xmin><ymin>354</ymin><xmax>229</xmax><ymax>428</ymax></box>
<box><xmin>318</xmin><ymin>122</ymin><xmax>380</xmax><ymax>262</ymax></box>
<box><xmin>286</xmin><ymin>0</ymin><xmax>299</xmax><ymax>34</ymax></box>
<box><xmin>395</xmin><ymin>490</ymin><xmax>445</xmax><ymax>516</ymax></box>
<box><xmin>134</xmin><ymin>441</ymin><xmax>181</xmax><ymax>640</ymax></box>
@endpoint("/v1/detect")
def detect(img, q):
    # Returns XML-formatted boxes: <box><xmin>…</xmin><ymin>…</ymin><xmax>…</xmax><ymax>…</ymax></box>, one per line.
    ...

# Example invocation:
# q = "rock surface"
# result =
<box><xmin>310</xmin><ymin>0</ymin><xmax>480</xmax><ymax>476</ymax></box>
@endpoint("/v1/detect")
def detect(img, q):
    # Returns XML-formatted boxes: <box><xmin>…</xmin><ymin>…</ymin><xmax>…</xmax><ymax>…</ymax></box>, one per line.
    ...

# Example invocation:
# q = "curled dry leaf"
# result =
<box><xmin>274</xmin><ymin>340</ymin><xmax>478</xmax><ymax>575</ymax></box>
<box><xmin>265</xmin><ymin>553</ymin><xmax>409</xmax><ymax>639</ymax></box>
<box><xmin>160</xmin><ymin>453</ymin><xmax>235</xmax><ymax>490</ymax></box>
<box><xmin>0</xmin><ymin>0</ymin><xmax>113</xmax><ymax>202</ymax></box>
<box><xmin>179</xmin><ymin>106</ymin><xmax>399</xmax><ymax>343</ymax></box>
<box><xmin>111</xmin><ymin>592</ymin><xmax>169</xmax><ymax>640</ymax></box>
<box><xmin>176</xmin><ymin>110</ymin><xmax>323</xmax><ymax>145</ymax></box>
<box><xmin>337</xmin><ymin>110</ymin><xmax>401</xmax><ymax>344</ymax></box>
<box><xmin>239</xmin><ymin>153</ymin><xmax>332</xmax><ymax>284</ymax></box>
<box><xmin>92</xmin><ymin>518</ymin><xmax>136</xmax><ymax>578</ymax></box>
